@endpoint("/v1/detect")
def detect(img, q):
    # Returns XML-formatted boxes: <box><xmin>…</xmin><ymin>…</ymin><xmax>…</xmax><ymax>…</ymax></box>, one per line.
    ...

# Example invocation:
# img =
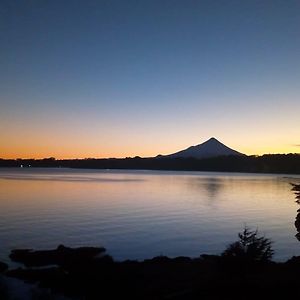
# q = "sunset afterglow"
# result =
<box><xmin>1</xmin><ymin>1</ymin><xmax>299</xmax><ymax>159</ymax></box>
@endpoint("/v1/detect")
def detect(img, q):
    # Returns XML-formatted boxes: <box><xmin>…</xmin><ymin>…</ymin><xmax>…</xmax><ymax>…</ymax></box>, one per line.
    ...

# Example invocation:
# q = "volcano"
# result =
<box><xmin>164</xmin><ymin>137</ymin><xmax>244</xmax><ymax>159</ymax></box>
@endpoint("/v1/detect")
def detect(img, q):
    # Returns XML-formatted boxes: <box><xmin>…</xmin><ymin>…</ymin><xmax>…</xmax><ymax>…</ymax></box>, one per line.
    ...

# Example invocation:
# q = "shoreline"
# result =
<box><xmin>1</xmin><ymin>154</ymin><xmax>300</xmax><ymax>175</ymax></box>
<box><xmin>2</xmin><ymin>242</ymin><xmax>300</xmax><ymax>299</ymax></box>
<box><xmin>1</xmin><ymin>166</ymin><xmax>300</xmax><ymax>178</ymax></box>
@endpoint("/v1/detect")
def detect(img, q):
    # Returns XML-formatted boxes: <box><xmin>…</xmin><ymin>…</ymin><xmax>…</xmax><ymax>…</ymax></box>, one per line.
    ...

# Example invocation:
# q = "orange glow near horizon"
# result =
<box><xmin>1</xmin><ymin>104</ymin><xmax>299</xmax><ymax>159</ymax></box>
<box><xmin>1</xmin><ymin>138</ymin><xmax>299</xmax><ymax>159</ymax></box>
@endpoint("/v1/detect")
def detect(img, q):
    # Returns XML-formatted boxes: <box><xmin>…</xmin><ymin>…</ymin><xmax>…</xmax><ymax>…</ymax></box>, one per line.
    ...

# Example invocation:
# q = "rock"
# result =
<box><xmin>10</xmin><ymin>245</ymin><xmax>106</xmax><ymax>267</ymax></box>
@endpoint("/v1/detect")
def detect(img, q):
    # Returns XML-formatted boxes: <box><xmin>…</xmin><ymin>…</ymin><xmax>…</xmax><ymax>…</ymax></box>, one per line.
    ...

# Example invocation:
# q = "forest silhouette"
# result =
<box><xmin>1</xmin><ymin>154</ymin><xmax>300</xmax><ymax>174</ymax></box>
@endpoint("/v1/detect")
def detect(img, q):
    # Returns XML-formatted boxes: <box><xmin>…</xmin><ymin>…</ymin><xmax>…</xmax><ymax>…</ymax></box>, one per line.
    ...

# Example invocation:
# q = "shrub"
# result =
<box><xmin>222</xmin><ymin>227</ymin><xmax>273</xmax><ymax>262</ymax></box>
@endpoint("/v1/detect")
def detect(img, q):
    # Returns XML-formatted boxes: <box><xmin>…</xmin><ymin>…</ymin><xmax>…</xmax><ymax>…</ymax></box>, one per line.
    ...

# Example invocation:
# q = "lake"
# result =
<box><xmin>1</xmin><ymin>168</ymin><xmax>300</xmax><ymax>263</ymax></box>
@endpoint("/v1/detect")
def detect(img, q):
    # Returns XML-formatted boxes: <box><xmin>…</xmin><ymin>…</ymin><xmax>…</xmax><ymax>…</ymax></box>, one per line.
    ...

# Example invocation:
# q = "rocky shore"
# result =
<box><xmin>1</xmin><ymin>243</ymin><xmax>300</xmax><ymax>299</ymax></box>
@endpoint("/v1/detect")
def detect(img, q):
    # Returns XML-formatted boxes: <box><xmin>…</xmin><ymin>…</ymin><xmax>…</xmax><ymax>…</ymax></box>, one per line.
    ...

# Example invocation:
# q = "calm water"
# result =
<box><xmin>1</xmin><ymin>168</ymin><xmax>300</xmax><ymax>263</ymax></box>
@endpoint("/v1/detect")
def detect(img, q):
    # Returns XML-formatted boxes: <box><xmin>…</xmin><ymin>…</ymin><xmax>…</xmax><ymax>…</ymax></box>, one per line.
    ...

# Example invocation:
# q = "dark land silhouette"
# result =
<box><xmin>1</xmin><ymin>138</ymin><xmax>299</xmax><ymax>174</ymax></box>
<box><xmin>2</xmin><ymin>227</ymin><xmax>300</xmax><ymax>299</ymax></box>
<box><xmin>1</xmin><ymin>153</ymin><xmax>300</xmax><ymax>174</ymax></box>
<box><xmin>164</xmin><ymin>137</ymin><xmax>244</xmax><ymax>158</ymax></box>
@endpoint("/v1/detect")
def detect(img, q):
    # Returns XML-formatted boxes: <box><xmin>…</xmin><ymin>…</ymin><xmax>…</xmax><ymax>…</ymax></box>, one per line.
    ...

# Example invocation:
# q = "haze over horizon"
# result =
<box><xmin>1</xmin><ymin>1</ymin><xmax>300</xmax><ymax>159</ymax></box>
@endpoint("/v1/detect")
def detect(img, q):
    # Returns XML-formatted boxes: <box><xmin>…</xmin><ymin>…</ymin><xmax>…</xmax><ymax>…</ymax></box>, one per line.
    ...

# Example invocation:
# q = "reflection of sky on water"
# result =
<box><xmin>0</xmin><ymin>168</ymin><xmax>300</xmax><ymax>264</ymax></box>
<box><xmin>204</xmin><ymin>178</ymin><xmax>222</xmax><ymax>200</ymax></box>
<box><xmin>183</xmin><ymin>177</ymin><xmax>224</xmax><ymax>207</ymax></box>
<box><xmin>0</xmin><ymin>174</ymin><xmax>143</xmax><ymax>183</ymax></box>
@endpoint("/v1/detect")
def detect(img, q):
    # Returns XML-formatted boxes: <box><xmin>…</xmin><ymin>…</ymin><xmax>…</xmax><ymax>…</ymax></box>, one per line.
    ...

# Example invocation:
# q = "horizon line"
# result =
<box><xmin>1</xmin><ymin>152</ymin><xmax>300</xmax><ymax>161</ymax></box>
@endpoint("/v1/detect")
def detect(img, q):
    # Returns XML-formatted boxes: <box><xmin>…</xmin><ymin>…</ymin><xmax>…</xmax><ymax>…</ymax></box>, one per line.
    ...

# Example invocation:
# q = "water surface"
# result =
<box><xmin>0</xmin><ymin>168</ymin><xmax>300</xmax><ymax>263</ymax></box>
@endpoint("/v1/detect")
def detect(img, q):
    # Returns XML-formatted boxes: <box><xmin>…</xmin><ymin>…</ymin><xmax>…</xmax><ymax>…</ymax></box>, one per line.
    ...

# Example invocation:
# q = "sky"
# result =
<box><xmin>1</xmin><ymin>0</ymin><xmax>299</xmax><ymax>159</ymax></box>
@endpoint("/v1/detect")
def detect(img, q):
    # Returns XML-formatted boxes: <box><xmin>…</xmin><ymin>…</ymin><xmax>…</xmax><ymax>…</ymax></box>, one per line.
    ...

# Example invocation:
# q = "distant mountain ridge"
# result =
<box><xmin>164</xmin><ymin>137</ymin><xmax>244</xmax><ymax>159</ymax></box>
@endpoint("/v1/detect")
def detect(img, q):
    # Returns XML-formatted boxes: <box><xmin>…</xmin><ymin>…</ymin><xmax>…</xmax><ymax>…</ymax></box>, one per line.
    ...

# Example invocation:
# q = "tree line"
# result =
<box><xmin>0</xmin><ymin>154</ymin><xmax>300</xmax><ymax>174</ymax></box>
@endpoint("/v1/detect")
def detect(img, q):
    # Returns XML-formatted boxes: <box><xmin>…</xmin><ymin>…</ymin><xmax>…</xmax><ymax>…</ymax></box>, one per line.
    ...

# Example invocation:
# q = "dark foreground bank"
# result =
<box><xmin>2</xmin><ymin>237</ymin><xmax>300</xmax><ymax>299</ymax></box>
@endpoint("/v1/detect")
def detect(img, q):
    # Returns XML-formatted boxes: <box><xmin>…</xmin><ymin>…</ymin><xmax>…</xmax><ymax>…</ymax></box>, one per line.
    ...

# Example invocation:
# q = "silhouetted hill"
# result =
<box><xmin>164</xmin><ymin>137</ymin><xmax>244</xmax><ymax>158</ymax></box>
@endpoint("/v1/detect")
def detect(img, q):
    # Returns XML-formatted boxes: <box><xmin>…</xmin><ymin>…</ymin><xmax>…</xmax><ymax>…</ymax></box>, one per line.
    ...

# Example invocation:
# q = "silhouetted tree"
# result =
<box><xmin>222</xmin><ymin>227</ymin><xmax>273</xmax><ymax>262</ymax></box>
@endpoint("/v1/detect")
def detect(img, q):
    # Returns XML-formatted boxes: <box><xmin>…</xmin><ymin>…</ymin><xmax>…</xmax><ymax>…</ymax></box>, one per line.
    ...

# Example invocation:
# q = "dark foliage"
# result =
<box><xmin>291</xmin><ymin>184</ymin><xmax>300</xmax><ymax>240</ymax></box>
<box><xmin>222</xmin><ymin>227</ymin><xmax>273</xmax><ymax>262</ymax></box>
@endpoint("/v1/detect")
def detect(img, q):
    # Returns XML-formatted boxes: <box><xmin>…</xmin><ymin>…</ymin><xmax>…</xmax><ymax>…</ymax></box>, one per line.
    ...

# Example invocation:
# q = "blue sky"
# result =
<box><xmin>1</xmin><ymin>0</ymin><xmax>300</xmax><ymax>158</ymax></box>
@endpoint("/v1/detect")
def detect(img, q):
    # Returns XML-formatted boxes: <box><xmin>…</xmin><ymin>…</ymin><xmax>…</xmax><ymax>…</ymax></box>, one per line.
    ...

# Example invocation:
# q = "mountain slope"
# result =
<box><xmin>165</xmin><ymin>137</ymin><xmax>244</xmax><ymax>159</ymax></box>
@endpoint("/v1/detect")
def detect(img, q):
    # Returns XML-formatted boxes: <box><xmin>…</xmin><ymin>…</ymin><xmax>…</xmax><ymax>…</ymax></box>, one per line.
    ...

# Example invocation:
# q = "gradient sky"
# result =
<box><xmin>1</xmin><ymin>0</ymin><xmax>299</xmax><ymax>159</ymax></box>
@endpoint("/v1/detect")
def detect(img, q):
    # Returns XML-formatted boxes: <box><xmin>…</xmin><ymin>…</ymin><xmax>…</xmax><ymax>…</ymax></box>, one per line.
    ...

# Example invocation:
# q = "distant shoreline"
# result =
<box><xmin>1</xmin><ymin>167</ymin><xmax>300</xmax><ymax>179</ymax></box>
<box><xmin>1</xmin><ymin>154</ymin><xmax>300</xmax><ymax>175</ymax></box>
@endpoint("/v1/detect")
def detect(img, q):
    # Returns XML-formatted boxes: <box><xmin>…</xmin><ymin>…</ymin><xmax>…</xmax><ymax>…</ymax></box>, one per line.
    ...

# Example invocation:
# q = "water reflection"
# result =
<box><xmin>0</xmin><ymin>168</ymin><xmax>299</xmax><ymax>262</ymax></box>
<box><xmin>204</xmin><ymin>178</ymin><xmax>223</xmax><ymax>200</ymax></box>
<box><xmin>0</xmin><ymin>174</ymin><xmax>144</xmax><ymax>183</ymax></box>
<box><xmin>186</xmin><ymin>177</ymin><xmax>223</xmax><ymax>200</ymax></box>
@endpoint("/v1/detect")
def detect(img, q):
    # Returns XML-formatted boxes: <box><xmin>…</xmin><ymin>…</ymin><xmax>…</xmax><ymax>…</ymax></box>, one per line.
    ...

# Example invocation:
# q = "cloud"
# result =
<box><xmin>293</xmin><ymin>144</ymin><xmax>300</xmax><ymax>147</ymax></box>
